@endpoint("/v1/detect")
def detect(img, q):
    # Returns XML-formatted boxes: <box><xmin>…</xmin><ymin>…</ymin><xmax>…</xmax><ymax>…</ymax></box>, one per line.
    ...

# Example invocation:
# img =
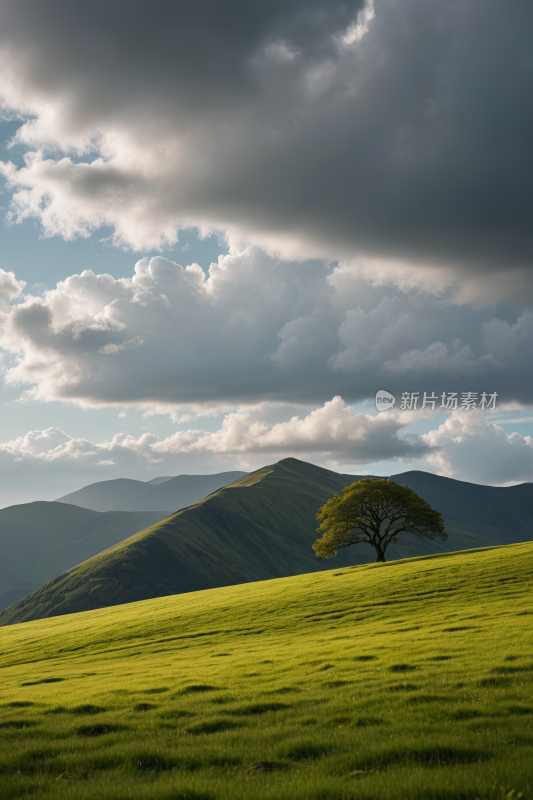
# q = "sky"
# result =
<box><xmin>0</xmin><ymin>0</ymin><xmax>532</xmax><ymax>506</ymax></box>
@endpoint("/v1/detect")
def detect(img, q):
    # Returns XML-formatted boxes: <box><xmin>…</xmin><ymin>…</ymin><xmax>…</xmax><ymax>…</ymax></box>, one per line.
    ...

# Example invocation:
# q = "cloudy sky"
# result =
<box><xmin>0</xmin><ymin>0</ymin><xmax>532</xmax><ymax>506</ymax></box>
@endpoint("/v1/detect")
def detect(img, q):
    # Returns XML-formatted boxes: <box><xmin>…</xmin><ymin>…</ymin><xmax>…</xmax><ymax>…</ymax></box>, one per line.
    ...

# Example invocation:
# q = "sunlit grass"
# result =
<box><xmin>0</xmin><ymin>542</ymin><xmax>532</xmax><ymax>799</ymax></box>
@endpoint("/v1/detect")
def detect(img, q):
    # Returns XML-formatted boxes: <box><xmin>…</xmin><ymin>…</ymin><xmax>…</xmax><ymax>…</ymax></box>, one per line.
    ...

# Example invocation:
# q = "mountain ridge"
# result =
<box><xmin>56</xmin><ymin>471</ymin><xmax>247</xmax><ymax>512</ymax></box>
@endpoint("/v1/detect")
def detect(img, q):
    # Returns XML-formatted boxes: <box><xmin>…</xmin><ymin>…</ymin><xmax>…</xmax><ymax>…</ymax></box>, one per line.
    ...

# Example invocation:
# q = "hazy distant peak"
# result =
<box><xmin>56</xmin><ymin>471</ymin><xmax>248</xmax><ymax>513</ymax></box>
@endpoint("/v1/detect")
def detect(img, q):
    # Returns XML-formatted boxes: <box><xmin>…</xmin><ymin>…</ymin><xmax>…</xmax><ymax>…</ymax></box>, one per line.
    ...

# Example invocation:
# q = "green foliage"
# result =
<box><xmin>0</xmin><ymin>542</ymin><xmax>532</xmax><ymax>799</ymax></box>
<box><xmin>314</xmin><ymin>478</ymin><xmax>446</xmax><ymax>562</ymax></box>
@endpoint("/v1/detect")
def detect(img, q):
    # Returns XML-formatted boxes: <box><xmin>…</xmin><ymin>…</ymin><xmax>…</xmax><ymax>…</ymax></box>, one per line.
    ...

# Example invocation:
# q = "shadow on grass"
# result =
<box><xmin>478</xmin><ymin>677</ymin><xmax>512</xmax><ymax>687</ymax></box>
<box><xmin>0</xmin><ymin>720</ymin><xmax>37</xmax><ymax>729</ymax></box>
<box><xmin>406</xmin><ymin>694</ymin><xmax>451</xmax><ymax>705</ymax></box>
<box><xmin>323</xmin><ymin>680</ymin><xmax>352</xmax><ymax>688</ymax></box>
<box><xmin>353</xmin><ymin>717</ymin><xmax>384</xmax><ymax>727</ymax></box>
<box><xmin>441</xmin><ymin>626</ymin><xmax>477</xmax><ymax>632</ymax></box>
<box><xmin>2</xmin><ymin>701</ymin><xmax>35</xmax><ymax>708</ymax></box>
<box><xmin>491</xmin><ymin>665</ymin><xmax>533</xmax><ymax>674</ymax></box>
<box><xmin>227</xmin><ymin>702</ymin><xmax>291</xmax><ymax>715</ymax></box>
<box><xmin>449</xmin><ymin>708</ymin><xmax>483</xmax><ymax>720</ymax></box>
<box><xmin>388</xmin><ymin>683</ymin><xmax>418</xmax><ymax>692</ymax></box>
<box><xmin>358</xmin><ymin>745</ymin><xmax>491</xmax><ymax>770</ymax></box>
<box><xmin>505</xmin><ymin>705</ymin><xmax>533</xmax><ymax>716</ymax></box>
<box><xmin>158</xmin><ymin>710</ymin><xmax>196</xmax><ymax>719</ymax></box>
<box><xmin>71</xmin><ymin>705</ymin><xmax>105</xmax><ymax>714</ymax></box>
<box><xmin>186</xmin><ymin>718</ymin><xmax>244</xmax><ymax>734</ymax></box>
<box><xmin>76</xmin><ymin>723</ymin><xmax>127</xmax><ymax>737</ymax></box>
<box><xmin>246</xmin><ymin>760</ymin><xmax>289</xmax><ymax>772</ymax></box>
<box><xmin>389</xmin><ymin>664</ymin><xmax>417</xmax><ymax>672</ymax></box>
<box><xmin>158</xmin><ymin>793</ymin><xmax>214</xmax><ymax>800</ymax></box>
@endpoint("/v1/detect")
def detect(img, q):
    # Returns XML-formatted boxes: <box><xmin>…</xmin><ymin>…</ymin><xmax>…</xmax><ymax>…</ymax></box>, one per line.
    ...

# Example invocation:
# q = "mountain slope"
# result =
<box><xmin>55</xmin><ymin>478</ymin><xmax>150</xmax><ymax>511</ymax></box>
<box><xmin>56</xmin><ymin>471</ymin><xmax>247</xmax><ymax>512</ymax></box>
<box><xmin>0</xmin><ymin>502</ymin><xmax>167</xmax><ymax>612</ymax></box>
<box><xmin>3</xmin><ymin>457</ymin><xmax>531</xmax><ymax>626</ymax></box>
<box><xmin>390</xmin><ymin>470</ymin><xmax>533</xmax><ymax>544</ymax></box>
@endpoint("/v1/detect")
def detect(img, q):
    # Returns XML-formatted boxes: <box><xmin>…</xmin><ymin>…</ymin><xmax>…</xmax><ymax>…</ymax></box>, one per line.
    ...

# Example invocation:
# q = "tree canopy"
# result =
<box><xmin>313</xmin><ymin>478</ymin><xmax>446</xmax><ymax>563</ymax></box>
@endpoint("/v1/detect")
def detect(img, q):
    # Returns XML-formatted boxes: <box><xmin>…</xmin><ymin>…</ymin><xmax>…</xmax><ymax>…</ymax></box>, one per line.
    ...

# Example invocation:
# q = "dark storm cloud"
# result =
<box><xmin>0</xmin><ymin>0</ymin><xmax>356</xmax><ymax>119</ymax></box>
<box><xmin>0</xmin><ymin>0</ymin><xmax>532</xmax><ymax>291</ymax></box>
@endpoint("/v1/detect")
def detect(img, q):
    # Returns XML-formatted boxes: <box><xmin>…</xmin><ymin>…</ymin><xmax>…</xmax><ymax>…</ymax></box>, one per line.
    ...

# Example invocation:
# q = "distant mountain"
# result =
<box><xmin>0</xmin><ymin>502</ymin><xmax>166</xmax><ymax>613</ymax></box>
<box><xmin>56</xmin><ymin>471</ymin><xmax>247</xmax><ymax>512</ymax></box>
<box><xmin>390</xmin><ymin>470</ymin><xmax>533</xmax><ymax>545</ymax></box>
<box><xmin>3</xmin><ymin>457</ymin><xmax>531</xmax><ymax>626</ymax></box>
<box><xmin>2</xmin><ymin>470</ymin><xmax>247</xmax><ymax>614</ymax></box>
<box><xmin>56</xmin><ymin>478</ymin><xmax>149</xmax><ymax>511</ymax></box>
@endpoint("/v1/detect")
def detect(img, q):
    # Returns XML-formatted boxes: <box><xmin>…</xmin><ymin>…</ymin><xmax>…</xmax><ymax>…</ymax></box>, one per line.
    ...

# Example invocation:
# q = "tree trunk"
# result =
<box><xmin>374</xmin><ymin>545</ymin><xmax>386</xmax><ymax>562</ymax></box>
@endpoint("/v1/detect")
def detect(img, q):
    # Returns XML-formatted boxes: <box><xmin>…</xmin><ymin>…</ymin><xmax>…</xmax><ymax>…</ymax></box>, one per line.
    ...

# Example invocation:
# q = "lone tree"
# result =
<box><xmin>313</xmin><ymin>478</ymin><xmax>446</xmax><ymax>563</ymax></box>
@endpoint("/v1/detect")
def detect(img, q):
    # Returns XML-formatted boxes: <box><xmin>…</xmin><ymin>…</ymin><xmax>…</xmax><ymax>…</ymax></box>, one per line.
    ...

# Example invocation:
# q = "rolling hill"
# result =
<box><xmin>0</xmin><ymin>502</ymin><xmax>167</xmax><ymax>613</ymax></box>
<box><xmin>56</xmin><ymin>471</ymin><xmax>247</xmax><ymax>512</ymax></box>
<box><xmin>2</xmin><ymin>457</ymin><xmax>532</xmax><ymax>626</ymax></box>
<box><xmin>0</xmin><ymin>541</ymin><xmax>532</xmax><ymax>799</ymax></box>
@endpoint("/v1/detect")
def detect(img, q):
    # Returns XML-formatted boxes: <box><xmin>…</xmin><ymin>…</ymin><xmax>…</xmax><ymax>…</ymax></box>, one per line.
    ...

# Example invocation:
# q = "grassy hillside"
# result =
<box><xmin>0</xmin><ymin>503</ymin><xmax>166</xmax><ymax>612</ymax></box>
<box><xmin>57</xmin><ymin>471</ymin><xmax>247</xmax><ymax>512</ymax></box>
<box><xmin>0</xmin><ymin>542</ymin><xmax>532</xmax><ymax>800</ymax></box>
<box><xmin>2</xmin><ymin>458</ymin><xmax>530</xmax><ymax>625</ymax></box>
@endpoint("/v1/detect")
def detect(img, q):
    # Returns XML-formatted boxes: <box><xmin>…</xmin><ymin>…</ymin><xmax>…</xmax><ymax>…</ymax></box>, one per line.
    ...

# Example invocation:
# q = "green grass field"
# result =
<box><xmin>1</xmin><ymin>541</ymin><xmax>532</xmax><ymax>800</ymax></box>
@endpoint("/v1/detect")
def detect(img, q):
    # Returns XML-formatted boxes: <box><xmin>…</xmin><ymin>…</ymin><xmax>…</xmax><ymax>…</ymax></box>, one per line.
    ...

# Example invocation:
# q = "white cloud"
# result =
<box><xmin>328</xmin><ymin>296</ymin><xmax>501</xmax><ymax>380</ymax></box>
<box><xmin>150</xmin><ymin>396</ymin><xmax>428</xmax><ymax>465</ymax></box>
<box><xmin>421</xmin><ymin>410</ymin><xmax>533</xmax><ymax>485</ymax></box>
<box><xmin>383</xmin><ymin>341</ymin><xmax>497</xmax><ymax>376</ymax></box>
<box><xmin>0</xmin><ymin>269</ymin><xmax>25</xmax><ymax>312</ymax></box>
<box><xmin>329</xmin><ymin>297</ymin><xmax>420</xmax><ymax>371</ymax></box>
<box><xmin>1</xmin><ymin>399</ymin><xmax>532</xmax><ymax>508</ymax></box>
<box><xmin>271</xmin><ymin>315</ymin><xmax>332</xmax><ymax>368</ymax></box>
<box><xmin>338</xmin><ymin>0</ymin><xmax>375</xmax><ymax>46</ymax></box>
<box><xmin>0</xmin><ymin>397</ymin><xmax>427</xmax><ymax>468</ymax></box>
<box><xmin>0</xmin><ymin>253</ymin><xmax>532</xmax><ymax>411</ymax></box>
<box><xmin>482</xmin><ymin>311</ymin><xmax>533</xmax><ymax>365</ymax></box>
